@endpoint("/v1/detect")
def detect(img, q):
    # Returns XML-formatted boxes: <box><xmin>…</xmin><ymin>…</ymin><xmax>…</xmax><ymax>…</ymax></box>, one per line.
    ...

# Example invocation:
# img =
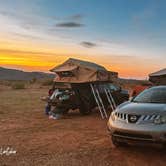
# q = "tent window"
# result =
<box><xmin>58</xmin><ymin>71</ymin><xmax>74</xmax><ymax>77</ymax></box>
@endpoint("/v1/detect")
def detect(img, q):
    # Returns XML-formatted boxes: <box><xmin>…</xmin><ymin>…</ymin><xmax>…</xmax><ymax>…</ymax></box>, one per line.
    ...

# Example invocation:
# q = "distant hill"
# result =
<box><xmin>119</xmin><ymin>78</ymin><xmax>151</xmax><ymax>85</ymax></box>
<box><xmin>0</xmin><ymin>67</ymin><xmax>54</xmax><ymax>80</ymax></box>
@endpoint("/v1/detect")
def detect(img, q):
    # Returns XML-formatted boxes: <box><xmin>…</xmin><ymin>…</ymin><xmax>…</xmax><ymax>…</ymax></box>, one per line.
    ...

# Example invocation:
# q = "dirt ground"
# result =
<box><xmin>0</xmin><ymin>85</ymin><xmax>166</xmax><ymax>166</ymax></box>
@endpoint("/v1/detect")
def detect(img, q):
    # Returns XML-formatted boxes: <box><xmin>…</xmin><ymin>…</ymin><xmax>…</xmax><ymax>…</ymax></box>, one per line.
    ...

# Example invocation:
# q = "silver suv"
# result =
<box><xmin>107</xmin><ymin>86</ymin><xmax>166</xmax><ymax>147</ymax></box>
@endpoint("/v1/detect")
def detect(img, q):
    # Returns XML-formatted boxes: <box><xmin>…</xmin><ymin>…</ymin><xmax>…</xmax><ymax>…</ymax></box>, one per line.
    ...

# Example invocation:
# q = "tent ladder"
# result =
<box><xmin>104</xmin><ymin>89</ymin><xmax>116</xmax><ymax>110</ymax></box>
<box><xmin>90</xmin><ymin>84</ymin><xmax>108</xmax><ymax>119</ymax></box>
<box><xmin>104</xmin><ymin>89</ymin><xmax>114</xmax><ymax>111</ymax></box>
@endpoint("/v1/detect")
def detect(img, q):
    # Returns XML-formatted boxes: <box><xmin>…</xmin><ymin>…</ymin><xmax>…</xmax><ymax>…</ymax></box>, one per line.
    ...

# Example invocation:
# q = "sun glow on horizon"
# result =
<box><xmin>0</xmin><ymin>48</ymin><xmax>159</xmax><ymax>79</ymax></box>
<box><xmin>0</xmin><ymin>0</ymin><xmax>165</xmax><ymax>79</ymax></box>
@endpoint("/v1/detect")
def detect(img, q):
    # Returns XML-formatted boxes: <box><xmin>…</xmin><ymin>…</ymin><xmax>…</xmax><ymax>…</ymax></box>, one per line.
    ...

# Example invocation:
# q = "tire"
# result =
<box><xmin>79</xmin><ymin>103</ymin><xmax>92</xmax><ymax>115</ymax></box>
<box><xmin>162</xmin><ymin>143</ymin><xmax>166</xmax><ymax>149</ymax></box>
<box><xmin>79</xmin><ymin>100</ymin><xmax>92</xmax><ymax>115</ymax></box>
<box><xmin>79</xmin><ymin>108</ymin><xmax>92</xmax><ymax>115</ymax></box>
<box><xmin>111</xmin><ymin>136</ymin><xmax>127</xmax><ymax>147</ymax></box>
<box><xmin>71</xmin><ymin>83</ymin><xmax>92</xmax><ymax>115</ymax></box>
<box><xmin>63</xmin><ymin>109</ymin><xmax>69</xmax><ymax>114</ymax></box>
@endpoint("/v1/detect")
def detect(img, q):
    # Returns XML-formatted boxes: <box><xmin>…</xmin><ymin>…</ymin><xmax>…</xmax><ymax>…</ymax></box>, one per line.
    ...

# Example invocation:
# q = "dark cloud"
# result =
<box><xmin>52</xmin><ymin>14</ymin><xmax>83</xmax><ymax>21</ymax></box>
<box><xmin>69</xmin><ymin>14</ymin><xmax>83</xmax><ymax>21</ymax></box>
<box><xmin>56</xmin><ymin>22</ymin><xmax>84</xmax><ymax>28</ymax></box>
<box><xmin>80</xmin><ymin>41</ymin><xmax>97</xmax><ymax>48</ymax></box>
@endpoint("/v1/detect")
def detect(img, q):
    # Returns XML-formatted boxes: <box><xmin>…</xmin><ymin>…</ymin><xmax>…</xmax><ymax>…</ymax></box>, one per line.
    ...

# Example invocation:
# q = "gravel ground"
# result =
<box><xmin>0</xmin><ymin>87</ymin><xmax>166</xmax><ymax>166</ymax></box>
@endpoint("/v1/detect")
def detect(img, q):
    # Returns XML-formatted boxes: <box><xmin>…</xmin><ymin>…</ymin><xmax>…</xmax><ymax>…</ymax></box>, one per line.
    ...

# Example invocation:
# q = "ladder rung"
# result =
<box><xmin>104</xmin><ymin>89</ymin><xmax>114</xmax><ymax>111</ymax></box>
<box><xmin>90</xmin><ymin>84</ymin><xmax>105</xmax><ymax>119</ymax></box>
<box><xmin>90</xmin><ymin>84</ymin><xmax>109</xmax><ymax>119</ymax></box>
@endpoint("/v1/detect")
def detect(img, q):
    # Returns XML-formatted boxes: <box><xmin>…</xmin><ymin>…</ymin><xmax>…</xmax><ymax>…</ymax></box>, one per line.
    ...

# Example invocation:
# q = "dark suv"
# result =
<box><xmin>46</xmin><ymin>82</ymin><xmax>129</xmax><ymax>116</ymax></box>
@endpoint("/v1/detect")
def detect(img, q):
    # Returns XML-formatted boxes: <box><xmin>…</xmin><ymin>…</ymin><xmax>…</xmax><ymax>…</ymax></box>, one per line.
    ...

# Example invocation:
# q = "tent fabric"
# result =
<box><xmin>50</xmin><ymin>58</ymin><xmax>118</xmax><ymax>83</ymax></box>
<box><xmin>149</xmin><ymin>68</ymin><xmax>166</xmax><ymax>77</ymax></box>
<box><xmin>51</xmin><ymin>65</ymin><xmax>78</xmax><ymax>72</ymax></box>
<box><xmin>50</xmin><ymin>58</ymin><xmax>106</xmax><ymax>72</ymax></box>
<box><xmin>149</xmin><ymin>68</ymin><xmax>166</xmax><ymax>85</ymax></box>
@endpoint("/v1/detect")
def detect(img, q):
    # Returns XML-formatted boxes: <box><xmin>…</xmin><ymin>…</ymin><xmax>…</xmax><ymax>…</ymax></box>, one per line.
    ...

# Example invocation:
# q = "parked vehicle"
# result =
<box><xmin>108</xmin><ymin>86</ymin><xmax>166</xmax><ymax>147</ymax></box>
<box><xmin>47</xmin><ymin>82</ymin><xmax>129</xmax><ymax>115</ymax></box>
<box><xmin>44</xmin><ymin>58</ymin><xmax>129</xmax><ymax>118</ymax></box>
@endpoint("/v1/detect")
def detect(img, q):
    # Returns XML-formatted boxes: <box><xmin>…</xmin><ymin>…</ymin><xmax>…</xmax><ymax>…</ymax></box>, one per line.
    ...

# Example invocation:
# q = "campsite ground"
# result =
<box><xmin>0</xmin><ymin>83</ymin><xmax>166</xmax><ymax>166</ymax></box>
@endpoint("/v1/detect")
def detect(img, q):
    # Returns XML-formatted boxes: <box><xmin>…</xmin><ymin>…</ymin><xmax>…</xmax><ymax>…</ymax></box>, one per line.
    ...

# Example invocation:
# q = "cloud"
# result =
<box><xmin>52</xmin><ymin>14</ymin><xmax>83</xmax><ymax>21</ymax></box>
<box><xmin>0</xmin><ymin>10</ymin><xmax>43</xmax><ymax>30</ymax></box>
<box><xmin>80</xmin><ymin>41</ymin><xmax>97</xmax><ymax>48</ymax></box>
<box><xmin>0</xmin><ymin>48</ymin><xmax>58</xmax><ymax>56</ymax></box>
<box><xmin>54</xmin><ymin>14</ymin><xmax>84</xmax><ymax>28</ymax></box>
<box><xmin>11</xmin><ymin>32</ymin><xmax>43</xmax><ymax>40</ymax></box>
<box><xmin>56</xmin><ymin>22</ymin><xmax>84</xmax><ymax>28</ymax></box>
<box><xmin>0</xmin><ymin>11</ymin><xmax>21</xmax><ymax>18</ymax></box>
<box><xmin>0</xmin><ymin>11</ymin><xmax>12</xmax><ymax>16</ymax></box>
<box><xmin>69</xmin><ymin>14</ymin><xmax>83</xmax><ymax>21</ymax></box>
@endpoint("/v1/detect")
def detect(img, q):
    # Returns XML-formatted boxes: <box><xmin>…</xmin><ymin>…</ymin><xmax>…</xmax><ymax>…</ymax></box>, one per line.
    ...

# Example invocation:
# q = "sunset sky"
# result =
<box><xmin>0</xmin><ymin>0</ymin><xmax>165</xmax><ymax>79</ymax></box>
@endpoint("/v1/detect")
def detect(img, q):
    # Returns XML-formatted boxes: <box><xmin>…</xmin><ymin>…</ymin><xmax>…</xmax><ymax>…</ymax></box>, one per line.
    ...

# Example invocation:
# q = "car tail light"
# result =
<box><xmin>48</xmin><ymin>89</ymin><xmax>54</xmax><ymax>96</ymax></box>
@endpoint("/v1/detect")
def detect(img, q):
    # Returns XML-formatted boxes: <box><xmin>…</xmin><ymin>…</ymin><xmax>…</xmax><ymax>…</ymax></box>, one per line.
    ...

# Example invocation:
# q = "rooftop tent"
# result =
<box><xmin>50</xmin><ymin>58</ymin><xmax>118</xmax><ymax>83</ymax></box>
<box><xmin>149</xmin><ymin>68</ymin><xmax>166</xmax><ymax>85</ymax></box>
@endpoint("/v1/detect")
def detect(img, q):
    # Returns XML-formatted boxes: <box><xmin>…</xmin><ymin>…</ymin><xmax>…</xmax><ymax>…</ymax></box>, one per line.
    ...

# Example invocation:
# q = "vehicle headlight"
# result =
<box><xmin>154</xmin><ymin>115</ymin><xmax>166</xmax><ymax>124</ymax></box>
<box><xmin>111</xmin><ymin>112</ymin><xmax>116</xmax><ymax>121</ymax></box>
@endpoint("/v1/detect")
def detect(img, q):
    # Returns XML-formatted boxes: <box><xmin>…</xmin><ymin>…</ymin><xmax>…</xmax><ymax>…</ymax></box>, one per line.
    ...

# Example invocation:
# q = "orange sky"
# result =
<box><xmin>0</xmin><ymin>36</ymin><xmax>163</xmax><ymax>79</ymax></box>
<box><xmin>0</xmin><ymin>46</ymin><xmax>161</xmax><ymax>79</ymax></box>
<box><xmin>0</xmin><ymin>26</ymin><xmax>164</xmax><ymax>80</ymax></box>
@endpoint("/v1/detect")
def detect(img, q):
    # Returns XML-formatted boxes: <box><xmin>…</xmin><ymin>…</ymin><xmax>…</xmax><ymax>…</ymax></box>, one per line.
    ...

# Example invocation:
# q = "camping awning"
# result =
<box><xmin>149</xmin><ymin>68</ymin><xmax>166</xmax><ymax>77</ymax></box>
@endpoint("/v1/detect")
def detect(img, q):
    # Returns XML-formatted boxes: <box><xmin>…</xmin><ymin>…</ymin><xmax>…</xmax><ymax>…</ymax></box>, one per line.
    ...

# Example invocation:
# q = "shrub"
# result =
<box><xmin>0</xmin><ymin>80</ymin><xmax>12</xmax><ymax>86</ymax></box>
<box><xmin>12</xmin><ymin>82</ymin><xmax>25</xmax><ymax>89</ymax></box>
<box><xmin>41</xmin><ymin>79</ymin><xmax>53</xmax><ymax>86</ymax></box>
<box><xmin>29</xmin><ymin>78</ymin><xmax>37</xmax><ymax>84</ymax></box>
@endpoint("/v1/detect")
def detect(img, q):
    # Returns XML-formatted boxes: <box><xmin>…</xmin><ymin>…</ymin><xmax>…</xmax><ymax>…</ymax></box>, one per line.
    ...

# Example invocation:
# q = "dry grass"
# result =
<box><xmin>0</xmin><ymin>88</ymin><xmax>45</xmax><ymax>118</ymax></box>
<box><xmin>41</xmin><ymin>79</ymin><xmax>53</xmax><ymax>86</ymax></box>
<box><xmin>11</xmin><ymin>82</ymin><xmax>25</xmax><ymax>89</ymax></box>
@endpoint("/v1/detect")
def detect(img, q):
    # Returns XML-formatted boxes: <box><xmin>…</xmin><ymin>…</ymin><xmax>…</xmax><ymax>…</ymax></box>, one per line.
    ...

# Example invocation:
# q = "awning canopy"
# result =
<box><xmin>149</xmin><ymin>68</ymin><xmax>166</xmax><ymax>77</ymax></box>
<box><xmin>149</xmin><ymin>68</ymin><xmax>166</xmax><ymax>85</ymax></box>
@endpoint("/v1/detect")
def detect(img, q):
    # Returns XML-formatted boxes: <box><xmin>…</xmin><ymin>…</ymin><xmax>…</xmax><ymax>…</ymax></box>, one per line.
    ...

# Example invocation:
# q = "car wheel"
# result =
<box><xmin>79</xmin><ymin>102</ymin><xmax>92</xmax><ymax>115</ymax></box>
<box><xmin>111</xmin><ymin>136</ymin><xmax>127</xmax><ymax>147</ymax></box>
<box><xmin>78</xmin><ymin>94</ymin><xmax>92</xmax><ymax>115</ymax></box>
<box><xmin>79</xmin><ymin>99</ymin><xmax>92</xmax><ymax>115</ymax></box>
<box><xmin>63</xmin><ymin>109</ymin><xmax>69</xmax><ymax>114</ymax></box>
<box><xmin>162</xmin><ymin>143</ymin><xmax>166</xmax><ymax>149</ymax></box>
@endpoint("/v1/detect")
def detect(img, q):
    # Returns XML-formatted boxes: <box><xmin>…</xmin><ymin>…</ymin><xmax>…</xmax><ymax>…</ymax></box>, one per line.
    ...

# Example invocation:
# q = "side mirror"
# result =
<box><xmin>116</xmin><ymin>86</ymin><xmax>121</xmax><ymax>91</ymax></box>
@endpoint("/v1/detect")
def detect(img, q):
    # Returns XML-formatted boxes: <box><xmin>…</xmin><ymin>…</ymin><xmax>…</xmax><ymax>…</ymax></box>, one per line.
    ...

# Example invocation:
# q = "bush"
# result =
<box><xmin>0</xmin><ymin>80</ymin><xmax>12</xmax><ymax>86</ymax></box>
<box><xmin>41</xmin><ymin>79</ymin><xmax>53</xmax><ymax>86</ymax></box>
<box><xmin>29</xmin><ymin>78</ymin><xmax>37</xmax><ymax>84</ymax></box>
<box><xmin>12</xmin><ymin>82</ymin><xmax>25</xmax><ymax>89</ymax></box>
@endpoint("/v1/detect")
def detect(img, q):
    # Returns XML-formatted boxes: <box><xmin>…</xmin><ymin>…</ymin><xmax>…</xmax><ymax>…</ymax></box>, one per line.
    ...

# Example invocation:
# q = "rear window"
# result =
<box><xmin>58</xmin><ymin>71</ymin><xmax>74</xmax><ymax>77</ymax></box>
